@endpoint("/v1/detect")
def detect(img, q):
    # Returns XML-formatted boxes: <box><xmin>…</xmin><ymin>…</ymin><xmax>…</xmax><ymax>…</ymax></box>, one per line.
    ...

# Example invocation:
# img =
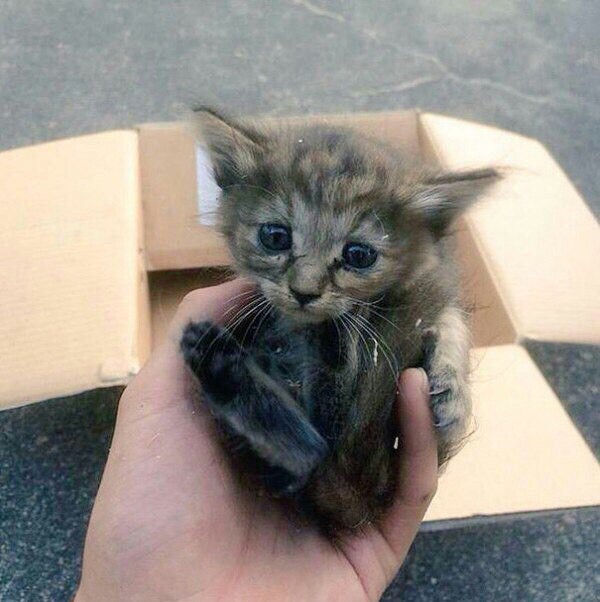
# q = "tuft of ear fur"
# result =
<box><xmin>192</xmin><ymin>106</ymin><xmax>266</xmax><ymax>189</ymax></box>
<box><xmin>413</xmin><ymin>168</ymin><xmax>501</xmax><ymax>237</ymax></box>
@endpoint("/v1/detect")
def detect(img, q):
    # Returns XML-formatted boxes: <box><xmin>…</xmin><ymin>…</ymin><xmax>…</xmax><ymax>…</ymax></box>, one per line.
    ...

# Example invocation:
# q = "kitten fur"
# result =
<box><xmin>180</xmin><ymin>107</ymin><xmax>500</xmax><ymax>534</ymax></box>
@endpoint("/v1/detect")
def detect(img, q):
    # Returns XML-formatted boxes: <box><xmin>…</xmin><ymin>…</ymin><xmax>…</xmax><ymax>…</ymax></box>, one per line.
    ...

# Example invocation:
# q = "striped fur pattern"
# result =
<box><xmin>180</xmin><ymin>108</ymin><xmax>499</xmax><ymax>533</ymax></box>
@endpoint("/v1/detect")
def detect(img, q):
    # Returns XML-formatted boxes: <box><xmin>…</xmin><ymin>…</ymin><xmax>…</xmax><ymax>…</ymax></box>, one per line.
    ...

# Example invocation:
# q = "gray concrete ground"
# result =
<box><xmin>0</xmin><ymin>1</ymin><xmax>599</xmax><ymax>600</ymax></box>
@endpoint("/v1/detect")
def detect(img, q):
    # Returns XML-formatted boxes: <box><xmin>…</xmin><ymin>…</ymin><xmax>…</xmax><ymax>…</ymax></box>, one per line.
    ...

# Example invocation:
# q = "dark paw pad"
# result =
<box><xmin>181</xmin><ymin>321</ymin><xmax>222</xmax><ymax>366</ymax></box>
<box><xmin>180</xmin><ymin>321</ymin><xmax>243</xmax><ymax>387</ymax></box>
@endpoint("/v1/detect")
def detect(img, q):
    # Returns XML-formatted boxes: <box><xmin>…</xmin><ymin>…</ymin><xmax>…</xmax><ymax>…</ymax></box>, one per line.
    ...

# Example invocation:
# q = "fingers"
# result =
<box><xmin>379</xmin><ymin>368</ymin><xmax>438</xmax><ymax>562</ymax></box>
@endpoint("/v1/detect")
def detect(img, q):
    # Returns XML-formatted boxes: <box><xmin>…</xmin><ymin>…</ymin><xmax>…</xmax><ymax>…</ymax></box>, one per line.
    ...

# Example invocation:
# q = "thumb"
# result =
<box><xmin>379</xmin><ymin>368</ymin><xmax>438</xmax><ymax>563</ymax></box>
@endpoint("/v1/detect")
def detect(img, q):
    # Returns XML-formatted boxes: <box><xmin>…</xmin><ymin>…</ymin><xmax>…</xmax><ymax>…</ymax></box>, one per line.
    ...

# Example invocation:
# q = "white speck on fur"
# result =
<box><xmin>415</xmin><ymin>318</ymin><xmax>422</xmax><ymax>327</ymax></box>
<box><xmin>372</xmin><ymin>339</ymin><xmax>379</xmax><ymax>365</ymax></box>
<box><xmin>393</xmin><ymin>437</ymin><xmax>399</xmax><ymax>449</ymax></box>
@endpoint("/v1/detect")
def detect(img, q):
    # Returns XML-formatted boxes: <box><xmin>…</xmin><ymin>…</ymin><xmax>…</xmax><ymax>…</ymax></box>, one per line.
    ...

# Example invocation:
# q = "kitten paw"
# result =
<box><xmin>421</xmin><ymin>329</ymin><xmax>470</xmax><ymax>436</ymax></box>
<box><xmin>427</xmin><ymin>373</ymin><xmax>467</xmax><ymax>431</ymax></box>
<box><xmin>180</xmin><ymin>321</ymin><xmax>244</xmax><ymax>396</ymax></box>
<box><xmin>181</xmin><ymin>321</ymin><xmax>328</xmax><ymax>497</ymax></box>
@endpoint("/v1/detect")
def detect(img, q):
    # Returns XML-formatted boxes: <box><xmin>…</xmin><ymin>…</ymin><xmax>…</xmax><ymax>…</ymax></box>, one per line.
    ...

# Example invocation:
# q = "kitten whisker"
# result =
<box><xmin>249</xmin><ymin>304</ymin><xmax>274</xmax><ymax>348</ymax></box>
<box><xmin>352</xmin><ymin>312</ymin><xmax>399</xmax><ymax>374</ymax></box>
<box><xmin>347</xmin><ymin>294</ymin><xmax>406</xmax><ymax>313</ymax></box>
<box><xmin>347</xmin><ymin>312</ymin><xmax>399</xmax><ymax>384</ymax></box>
<box><xmin>184</xmin><ymin>293</ymin><xmax>261</xmax><ymax>358</ymax></box>
<box><xmin>240</xmin><ymin>299</ymin><xmax>273</xmax><ymax>348</ymax></box>
<box><xmin>224</xmin><ymin>296</ymin><xmax>265</xmax><ymax>331</ymax></box>
<box><xmin>347</xmin><ymin>297</ymin><xmax>405</xmax><ymax>336</ymax></box>
<box><xmin>337</xmin><ymin>314</ymin><xmax>359</xmax><ymax>373</ymax></box>
<box><xmin>220</xmin><ymin>290</ymin><xmax>261</xmax><ymax>319</ymax></box>
<box><xmin>340</xmin><ymin>313</ymin><xmax>373</xmax><ymax>377</ymax></box>
<box><xmin>222</xmin><ymin>297</ymin><xmax>269</xmax><ymax>348</ymax></box>
<box><xmin>230</xmin><ymin>298</ymin><xmax>270</xmax><ymax>338</ymax></box>
<box><xmin>201</xmin><ymin>298</ymin><xmax>271</xmax><ymax>363</ymax></box>
<box><xmin>348</xmin><ymin>297</ymin><xmax>426</xmax><ymax>357</ymax></box>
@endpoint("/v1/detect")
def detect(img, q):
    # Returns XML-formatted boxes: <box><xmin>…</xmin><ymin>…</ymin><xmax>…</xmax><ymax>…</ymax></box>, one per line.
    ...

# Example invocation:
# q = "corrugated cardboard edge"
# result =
<box><xmin>134</xmin><ymin>144</ymin><xmax>153</xmax><ymax>369</ymax></box>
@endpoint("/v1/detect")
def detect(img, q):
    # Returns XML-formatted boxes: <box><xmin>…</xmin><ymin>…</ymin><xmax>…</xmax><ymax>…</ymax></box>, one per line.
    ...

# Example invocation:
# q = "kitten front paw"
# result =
<box><xmin>427</xmin><ymin>371</ymin><xmax>472</xmax><ymax>465</ymax></box>
<box><xmin>180</xmin><ymin>321</ymin><xmax>245</xmax><ymax>397</ymax></box>
<box><xmin>421</xmin><ymin>330</ymin><xmax>471</xmax><ymax>462</ymax></box>
<box><xmin>427</xmin><ymin>372</ymin><xmax>468</xmax><ymax>430</ymax></box>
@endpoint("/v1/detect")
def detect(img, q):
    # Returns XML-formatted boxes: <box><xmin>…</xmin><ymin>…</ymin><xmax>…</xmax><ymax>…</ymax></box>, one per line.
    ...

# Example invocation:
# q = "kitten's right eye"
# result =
<box><xmin>258</xmin><ymin>223</ymin><xmax>292</xmax><ymax>252</ymax></box>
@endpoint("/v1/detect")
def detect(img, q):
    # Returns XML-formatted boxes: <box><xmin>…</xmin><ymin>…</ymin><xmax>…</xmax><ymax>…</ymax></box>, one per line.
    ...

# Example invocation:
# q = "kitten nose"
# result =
<box><xmin>290</xmin><ymin>287</ymin><xmax>321</xmax><ymax>307</ymax></box>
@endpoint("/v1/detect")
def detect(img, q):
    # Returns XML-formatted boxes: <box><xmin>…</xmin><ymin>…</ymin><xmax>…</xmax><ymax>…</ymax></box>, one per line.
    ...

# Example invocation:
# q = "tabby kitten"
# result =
<box><xmin>180</xmin><ymin>108</ymin><xmax>499</xmax><ymax>533</ymax></box>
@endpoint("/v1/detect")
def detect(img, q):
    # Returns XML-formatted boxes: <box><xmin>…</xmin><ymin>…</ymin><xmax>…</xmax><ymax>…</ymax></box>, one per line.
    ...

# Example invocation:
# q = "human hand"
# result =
<box><xmin>75</xmin><ymin>279</ymin><xmax>438</xmax><ymax>602</ymax></box>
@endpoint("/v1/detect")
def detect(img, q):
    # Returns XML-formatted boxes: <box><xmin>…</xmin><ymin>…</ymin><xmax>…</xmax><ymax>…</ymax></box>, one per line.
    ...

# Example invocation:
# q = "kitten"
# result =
<box><xmin>180</xmin><ymin>108</ymin><xmax>499</xmax><ymax>533</ymax></box>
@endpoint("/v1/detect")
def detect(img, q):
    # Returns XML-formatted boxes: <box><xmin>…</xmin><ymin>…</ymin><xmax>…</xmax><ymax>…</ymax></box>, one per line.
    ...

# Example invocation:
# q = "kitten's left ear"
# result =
<box><xmin>192</xmin><ymin>106</ymin><xmax>267</xmax><ymax>189</ymax></box>
<box><xmin>413</xmin><ymin>168</ymin><xmax>501</xmax><ymax>237</ymax></box>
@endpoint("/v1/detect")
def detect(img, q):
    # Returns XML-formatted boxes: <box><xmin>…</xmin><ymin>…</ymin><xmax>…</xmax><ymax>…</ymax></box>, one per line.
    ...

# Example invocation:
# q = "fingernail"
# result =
<box><xmin>417</xmin><ymin>368</ymin><xmax>429</xmax><ymax>396</ymax></box>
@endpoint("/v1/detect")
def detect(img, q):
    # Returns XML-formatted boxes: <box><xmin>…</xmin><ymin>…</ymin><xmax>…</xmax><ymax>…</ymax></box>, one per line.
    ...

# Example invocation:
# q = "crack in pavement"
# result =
<box><xmin>290</xmin><ymin>0</ymin><xmax>345</xmax><ymax>24</ymax></box>
<box><xmin>288</xmin><ymin>0</ymin><xmax>600</xmax><ymax>118</ymax></box>
<box><xmin>350</xmin><ymin>75</ymin><xmax>442</xmax><ymax>98</ymax></box>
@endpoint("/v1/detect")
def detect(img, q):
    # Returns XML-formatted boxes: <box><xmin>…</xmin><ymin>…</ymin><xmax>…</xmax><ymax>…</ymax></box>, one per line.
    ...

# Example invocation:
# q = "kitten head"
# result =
<box><xmin>194</xmin><ymin>108</ymin><xmax>499</xmax><ymax>324</ymax></box>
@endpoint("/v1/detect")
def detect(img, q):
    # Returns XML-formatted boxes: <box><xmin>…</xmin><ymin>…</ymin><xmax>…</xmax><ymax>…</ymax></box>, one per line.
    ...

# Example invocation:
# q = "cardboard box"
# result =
<box><xmin>1</xmin><ymin>110</ymin><xmax>598</xmax><ymax>524</ymax></box>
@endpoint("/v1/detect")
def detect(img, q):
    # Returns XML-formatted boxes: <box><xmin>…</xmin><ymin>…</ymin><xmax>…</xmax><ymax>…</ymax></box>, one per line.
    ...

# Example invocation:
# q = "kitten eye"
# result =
<box><xmin>342</xmin><ymin>242</ymin><xmax>378</xmax><ymax>269</ymax></box>
<box><xmin>258</xmin><ymin>223</ymin><xmax>292</xmax><ymax>252</ymax></box>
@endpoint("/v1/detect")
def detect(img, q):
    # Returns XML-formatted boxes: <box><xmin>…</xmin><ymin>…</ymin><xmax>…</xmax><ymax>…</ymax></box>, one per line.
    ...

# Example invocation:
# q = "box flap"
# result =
<box><xmin>0</xmin><ymin>131</ymin><xmax>144</xmax><ymax>409</ymax></box>
<box><xmin>419</xmin><ymin>113</ymin><xmax>600</xmax><ymax>345</ymax></box>
<box><xmin>426</xmin><ymin>344</ymin><xmax>600</xmax><ymax>521</ymax></box>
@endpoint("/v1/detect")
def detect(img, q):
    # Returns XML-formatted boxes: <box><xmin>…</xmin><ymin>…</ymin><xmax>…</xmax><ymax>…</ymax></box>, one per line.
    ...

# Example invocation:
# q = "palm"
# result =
<box><xmin>77</xmin><ymin>283</ymin><xmax>436</xmax><ymax>602</ymax></box>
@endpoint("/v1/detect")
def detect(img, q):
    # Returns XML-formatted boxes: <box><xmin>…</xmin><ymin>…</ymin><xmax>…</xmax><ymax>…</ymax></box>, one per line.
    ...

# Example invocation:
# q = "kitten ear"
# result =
<box><xmin>192</xmin><ymin>106</ymin><xmax>266</xmax><ymax>189</ymax></box>
<box><xmin>413</xmin><ymin>168</ymin><xmax>501</xmax><ymax>237</ymax></box>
